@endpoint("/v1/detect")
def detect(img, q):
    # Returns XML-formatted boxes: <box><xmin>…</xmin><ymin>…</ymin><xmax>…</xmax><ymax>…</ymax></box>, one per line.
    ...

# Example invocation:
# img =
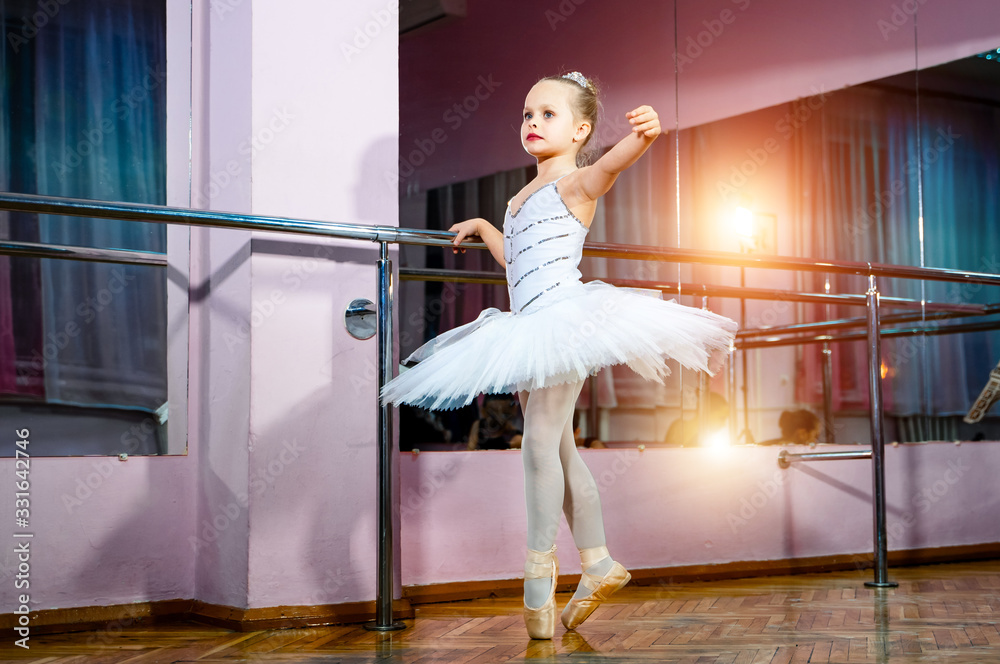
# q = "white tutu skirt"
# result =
<box><xmin>379</xmin><ymin>280</ymin><xmax>738</xmax><ymax>411</ymax></box>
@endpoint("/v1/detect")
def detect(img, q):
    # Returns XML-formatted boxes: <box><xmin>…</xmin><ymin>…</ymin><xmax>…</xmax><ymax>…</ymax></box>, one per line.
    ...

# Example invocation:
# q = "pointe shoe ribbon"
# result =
<box><xmin>523</xmin><ymin>545</ymin><xmax>559</xmax><ymax>640</ymax></box>
<box><xmin>561</xmin><ymin>545</ymin><xmax>631</xmax><ymax>630</ymax></box>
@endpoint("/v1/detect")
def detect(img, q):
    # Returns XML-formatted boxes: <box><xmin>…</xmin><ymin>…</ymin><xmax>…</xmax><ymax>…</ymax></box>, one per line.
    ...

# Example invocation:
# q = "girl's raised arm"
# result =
<box><xmin>574</xmin><ymin>105</ymin><xmax>662</xmax><ymax>203</ymax></box>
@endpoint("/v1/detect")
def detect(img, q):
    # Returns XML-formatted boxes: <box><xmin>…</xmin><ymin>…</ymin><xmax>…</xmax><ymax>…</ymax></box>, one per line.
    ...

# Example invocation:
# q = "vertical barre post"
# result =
<box><xmin>739</xmin><ymin>265</ymin><xmax>752</xmax><ymax>444</ymax></box>
<box><xmin>367</xmin><ymin>241</ymin><xmax>406</xmax><ymax>631</ymax></box>
<box><xmin>698</xmin><ymin>295</ymin><xmax>710</xmax><ymax>442</ymax></box>
<box><xmin>864</xmin><ymin>275</ymin><xmax>897</xmax><ymax>589</ymax></box>
<box><xmin>727</xmin><ymin>341</ymin><xmax>737</xmax><ymax>447</ymax></box>
<box><xmin>822</xmin><ymin>342</ymin><xmax>835</xmax><ymax>445</ymax></box>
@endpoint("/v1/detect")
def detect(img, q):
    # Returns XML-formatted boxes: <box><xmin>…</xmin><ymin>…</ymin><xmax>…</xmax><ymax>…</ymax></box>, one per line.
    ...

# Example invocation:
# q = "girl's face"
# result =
<box><xmin>521</xmin><ymin>80</ymin><xmax>590</xmax><ymax>160</ymax></box>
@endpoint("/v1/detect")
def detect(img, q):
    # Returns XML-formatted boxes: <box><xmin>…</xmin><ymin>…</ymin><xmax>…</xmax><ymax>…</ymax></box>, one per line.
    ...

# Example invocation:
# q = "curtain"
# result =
<box><xmin>795</xmin><ymin>89</ymin><xmax>916</xmax><ymax>411</ymax></box>
<box><xmin>796</xmin><ymin>84</ymin><xmax>1000</xmax><ymax>416</ymax></box>
<box><xmin>917</xmin><ymin>91</ymin><xmax>1000</xmax><ymax>413</ymax></box>
<box><xmin>0</xmin><ymin>0</ymin><xmax>167</xmax><ymax>409</ymax></box>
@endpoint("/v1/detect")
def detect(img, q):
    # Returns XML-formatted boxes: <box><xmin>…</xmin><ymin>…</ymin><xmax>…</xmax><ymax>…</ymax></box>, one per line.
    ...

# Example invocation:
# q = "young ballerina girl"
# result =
<box><xmin>381</xmin><ymin>71</ymin><xmax>737</xmax><ymax>639</ymax></box>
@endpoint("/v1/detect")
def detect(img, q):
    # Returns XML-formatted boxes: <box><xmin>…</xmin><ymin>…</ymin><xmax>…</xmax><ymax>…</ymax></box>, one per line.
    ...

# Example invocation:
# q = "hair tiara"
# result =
<box><xmin>561</xmin><ymin>71</ymin><xmax>588</xmax><ymax>89</ymax></box>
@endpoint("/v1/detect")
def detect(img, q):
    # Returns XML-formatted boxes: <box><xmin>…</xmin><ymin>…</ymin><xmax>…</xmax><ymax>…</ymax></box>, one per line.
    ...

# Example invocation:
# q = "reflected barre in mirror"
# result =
<box><xmin>395</xmin><ymin>47</ymin><xmax>1000</xmax><ymax>452</ymax></box>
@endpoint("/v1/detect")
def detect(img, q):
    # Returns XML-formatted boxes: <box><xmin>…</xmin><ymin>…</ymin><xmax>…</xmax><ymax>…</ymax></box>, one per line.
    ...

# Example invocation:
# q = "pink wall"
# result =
<box><xmin>0</xmin><ymin>0</ymin><xmax>199</xmax><ymax>613</ymax></box>
<box><xmin>400</xmin><ymin>0</ymin><xmax>1000</xmax><ymax>191</ymax></box>
<box><xmin>244</xmin><ymin>0</ymin><xmax>398</xmax><ymax>609</ymax></box>
<box><xmin>188</xmin><ymin>0</ymin><xmax>255</xmax><ymax>609</ymax></box>
<box><xmin>201</xmin><ymin>0</ymin><xmax>399</xmax><ymax>610</ymax></box>
<box><xmin>400</xmin><ymin>442</ymin><xmax>1000</xmax><ymax>587</ymax></box>
<box><xmin>0</xmin><ymin>454</ymin><xmax>195</xmax><ymax>610</ymax></box>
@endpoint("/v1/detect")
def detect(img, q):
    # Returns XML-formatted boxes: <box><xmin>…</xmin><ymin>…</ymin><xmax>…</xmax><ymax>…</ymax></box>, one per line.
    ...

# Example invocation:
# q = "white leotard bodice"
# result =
<box><xmin>503</xmin><ymin>179</ymin><xmax>589</xmax><ymax>314</ymax></box>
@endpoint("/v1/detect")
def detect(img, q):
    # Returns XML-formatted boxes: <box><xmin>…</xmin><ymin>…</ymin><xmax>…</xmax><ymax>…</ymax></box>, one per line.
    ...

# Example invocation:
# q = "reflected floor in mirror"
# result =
<box><xmin>5</xmin><ymin>559</ymin><xmax>1000</xmax><ymax>663</ymax></box>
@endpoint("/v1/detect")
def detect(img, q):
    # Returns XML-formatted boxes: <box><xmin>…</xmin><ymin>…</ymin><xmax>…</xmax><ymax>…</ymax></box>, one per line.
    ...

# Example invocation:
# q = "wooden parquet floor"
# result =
<box><xmin>2</xmin><ymin>560</ymin><xmax>999</xmax><ymax>663</ymax></box>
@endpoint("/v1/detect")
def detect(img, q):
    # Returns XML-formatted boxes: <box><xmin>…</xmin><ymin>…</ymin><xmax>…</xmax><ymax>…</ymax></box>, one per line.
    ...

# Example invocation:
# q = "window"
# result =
<box><xmin>0</xmin><ymin>0</ymin><xmax>181</xmax><ymax>455</ymax></box>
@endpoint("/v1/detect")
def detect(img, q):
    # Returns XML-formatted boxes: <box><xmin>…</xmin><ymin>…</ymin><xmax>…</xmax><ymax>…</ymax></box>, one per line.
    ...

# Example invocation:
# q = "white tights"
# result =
<box><xmin>519</xmin><ymin>379</ymin><xmax>614</xmax><ymax>608</ymax></box>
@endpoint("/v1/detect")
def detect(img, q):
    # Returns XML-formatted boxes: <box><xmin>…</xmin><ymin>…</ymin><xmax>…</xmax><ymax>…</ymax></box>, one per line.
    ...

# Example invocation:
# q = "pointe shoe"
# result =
<box><xmin>523</xmin><ymin>545</ymin><xmax>559</xmax><ymax>639</ymax></box>
<box><xmin>560</xmin><ymin>545</ymin><xmax>631</xmax><ymax>630</ymax></box>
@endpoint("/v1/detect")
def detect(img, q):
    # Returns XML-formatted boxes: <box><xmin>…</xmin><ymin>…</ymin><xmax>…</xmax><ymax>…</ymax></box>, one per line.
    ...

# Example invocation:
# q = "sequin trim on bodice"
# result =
<box><xmin>503</xmin><ymin>179</ymin><xmax>589</xmax><ymax>313</ymax></box>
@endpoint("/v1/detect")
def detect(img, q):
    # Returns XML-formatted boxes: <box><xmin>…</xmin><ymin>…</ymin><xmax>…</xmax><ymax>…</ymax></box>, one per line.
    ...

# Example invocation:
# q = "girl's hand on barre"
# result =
<box><xmin>448</xmin><ymin>218</ymin><xmax>484</xmax><ymax>254</ymax></box>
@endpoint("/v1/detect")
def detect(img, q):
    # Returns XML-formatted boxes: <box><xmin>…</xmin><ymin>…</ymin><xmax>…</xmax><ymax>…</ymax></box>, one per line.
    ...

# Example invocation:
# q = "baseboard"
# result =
<box><xmin>4</xmin><ymin>542</ymin><xmax>997</xmax><ymax>635</ymax></box>
<box><xmin>0</xmin><ymin>599</ymin><xmax>194</xmax><ymax>636</ymax></box>
<box><xmin>188</xmin><ymin>598</ymin><xmax>414</xmax><ymax>632</ymax></box>
<box><xmin>0</xmin><ymin>597</ymin><xmax>414</xmax><ymax>635</ymax></box>
<box><xmin>402</xmin><ymin>542</ymin><xmax>1000</xmax><ymax>604</ymax></box>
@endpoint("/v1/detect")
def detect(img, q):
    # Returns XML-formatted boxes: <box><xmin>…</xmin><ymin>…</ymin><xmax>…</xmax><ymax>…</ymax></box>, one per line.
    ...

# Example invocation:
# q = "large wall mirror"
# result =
<box><xmin>395</xmin><ymin>1</ymin><xmax>999</xmax><ymax>451</ymax></box>
<box><xmin>0</xmin><ymin>0</ymin><xmax>191</xmax><ymax>456</ymax></box>
<box><xmin>695</xmin><ymin>52</ymin><xmax>1000</xmax><ymax>449</ymax></box>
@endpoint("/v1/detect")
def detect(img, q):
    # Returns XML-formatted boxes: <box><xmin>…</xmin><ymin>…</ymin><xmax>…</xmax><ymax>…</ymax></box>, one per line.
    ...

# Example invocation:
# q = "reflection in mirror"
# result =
<box><xmin>395</xmin><ymin>18</ymin><xmax>999</xmax><ymax>451</ymax></box>
<box><xmin>0</xmin><ymin>0</ymin><xmax>175</xmax><ymax>456</ymax></box>
<box><xmin>694</xmin><ymin>53</ymin><xmax>1000</xmax><ymax>448</ymax></box>
<box><xmin>909</xmin><ymin>52</ymin><xmax>1000</xmax><ymax>442</ymax></box>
